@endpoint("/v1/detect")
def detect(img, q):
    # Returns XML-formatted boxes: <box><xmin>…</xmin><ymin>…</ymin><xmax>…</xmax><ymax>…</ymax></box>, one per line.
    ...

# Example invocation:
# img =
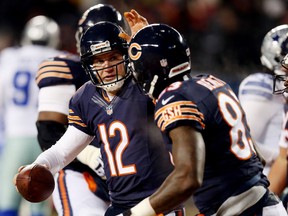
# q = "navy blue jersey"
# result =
<box><xmin>36</xmin><ymin>53</ymin><xmax>88</xmax><ymax>89</ymax></box>
<box><xmin>35</xmin><ymin>53</ymin><xmax>109</xmax><ymax>202</ymax></box>
<box><xmin>68</xmin><ymin>77</ymin><xmax>174</xmax><ymax>207</ymax></box>
<box><xmin>154</xmin><ymin>74</ymin><xmax>269</xmax><ymax>213</ymax></box>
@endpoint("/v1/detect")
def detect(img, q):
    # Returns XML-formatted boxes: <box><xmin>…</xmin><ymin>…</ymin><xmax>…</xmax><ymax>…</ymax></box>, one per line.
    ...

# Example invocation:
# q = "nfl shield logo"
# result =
<box><xmin>106</xmin><ymin>106</ymin><xmax>113</xmax><ymax>115</ymax></box>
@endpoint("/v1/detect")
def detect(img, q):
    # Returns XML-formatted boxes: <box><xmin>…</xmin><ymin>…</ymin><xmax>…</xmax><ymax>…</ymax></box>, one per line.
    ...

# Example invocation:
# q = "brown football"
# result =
<box><xmin>16</xmin><ymin>164</ymin><xmax>55</xmax><ymax>203</ymax></box>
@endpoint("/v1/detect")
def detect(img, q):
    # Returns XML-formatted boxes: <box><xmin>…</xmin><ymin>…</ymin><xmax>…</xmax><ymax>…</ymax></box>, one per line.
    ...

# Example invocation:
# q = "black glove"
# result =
<box><xmin>116</xmin><ymin>209</ymin><xmax>132</xmax><ymax>216</ymax></box>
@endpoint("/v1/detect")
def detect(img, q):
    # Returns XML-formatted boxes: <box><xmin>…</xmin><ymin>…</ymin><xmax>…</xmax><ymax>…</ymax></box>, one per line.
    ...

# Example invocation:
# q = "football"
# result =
<box><xmin>16</xmin><ymin>164</ymin><xmax>55</xmax><ymax>203</ymax></box>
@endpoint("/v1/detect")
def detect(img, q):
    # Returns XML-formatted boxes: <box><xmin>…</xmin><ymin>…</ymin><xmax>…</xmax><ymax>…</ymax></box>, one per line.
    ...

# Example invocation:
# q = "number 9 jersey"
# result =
<box><xmin>0</xmin><ymin>45</ymin><xmax>61</xmax><ymax>137</ymax></box>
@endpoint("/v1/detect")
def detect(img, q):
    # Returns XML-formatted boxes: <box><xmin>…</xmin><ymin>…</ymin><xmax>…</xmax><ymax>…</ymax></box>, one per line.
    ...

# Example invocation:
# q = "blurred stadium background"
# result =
<box><xmin>1</xmin><ymin>0</ymin><xmax>288</xmax><ymax>93</ymax></box>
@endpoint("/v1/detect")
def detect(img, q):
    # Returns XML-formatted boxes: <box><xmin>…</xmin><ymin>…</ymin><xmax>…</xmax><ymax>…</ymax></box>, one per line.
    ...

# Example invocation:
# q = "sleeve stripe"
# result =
<box><xmin>38</xmin><ymin>66</ymin><xmax>71</xmax><ymax>74</ymax></box>
<box><xmin>36</xmin><ymin>66</ymin><xmax>71</xmax><ymax>79</ymax></box>
<box><xmin>158</xmin><ymin>115</ymin><xmax>205</xmax><ymax>131</ymax></box>
<box><xmin>68</xmin><ymin>115</ymin><xmax>82</xmax><ymax>121</ymax></box>
<box><xmin>39</xmin><ymin>61</ymin><xmax>67</xmax><ymax>68</ymax></box>
<box><xmin>68</xmin><ymin>110</ymin><xmax>87</xmax><ymax>127</ymax></box>
<box><xmin>68</xmin><ymin>120</ymin><xmax>87</xmax><ymax>127</ymax></box>
<box><xmin>36</xmin><ymin>72</ymin><xmax>73</xmax><ymax>84</ymax></box>
<box><xmin>155</xmin><ymin>101</ymin><xmax>197</xmax><ymax>119</ymax></box>
<box><xmin>156</xmin><ymin>108</ymin><xmax>203</xmax><ymax>124</ymax></box>
<box><xmin>155</xmin><ymin>100</ymin><xmax>205</xmax><ymax>131</ymax></box>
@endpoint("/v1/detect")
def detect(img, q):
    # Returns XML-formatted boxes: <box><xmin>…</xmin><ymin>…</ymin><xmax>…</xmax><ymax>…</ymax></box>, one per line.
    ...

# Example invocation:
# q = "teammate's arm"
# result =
<box><xmin>268</xmin><ymin>146</ymin><xmax>287</xmax><ymax>195</ymax></box>
<box><xmin>36</xmin><ymin>84</ymin><xmax>75</xmax><ymax>150</ymax></box>
<box><xmin>37</xmin><ymin>111</ymin><xmax>68</xmax><ymax>151</ymax></box>
<box><xmin>120</xmin><ymin>126</ymin><xmax>206</xmax><ymax>215</ymax></box>
<box><xmin>119</xmin><ymin>9</ymin><xmax>148</xmax><ymax>43</ymax></box>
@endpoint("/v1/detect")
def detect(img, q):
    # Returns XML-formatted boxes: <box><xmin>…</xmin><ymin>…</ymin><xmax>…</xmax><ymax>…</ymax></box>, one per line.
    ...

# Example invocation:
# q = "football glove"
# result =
<box><xmin>77</xmin><ymin>145</ymin><xmax>106</xmax><ymax>179</ymax></box>
<box><xmin>116</xmin><ymin>210</ymin><xmax>132</xmax><ymax>216</ymax></box>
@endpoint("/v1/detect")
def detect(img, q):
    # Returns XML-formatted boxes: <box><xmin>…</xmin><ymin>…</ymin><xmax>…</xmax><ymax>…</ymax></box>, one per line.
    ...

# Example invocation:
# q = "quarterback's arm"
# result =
<box><xmin>33</xmin><ymin>125</ymin><xmax>94</xmax><ymax>175</ymax></box>
<box><xmin>125</xmin><ymin>126</ymin><xmax>205</xmax><ymax>215</ymax></box>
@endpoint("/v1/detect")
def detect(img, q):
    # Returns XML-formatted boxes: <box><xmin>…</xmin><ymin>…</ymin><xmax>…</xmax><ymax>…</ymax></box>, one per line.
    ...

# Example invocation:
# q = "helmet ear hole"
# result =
<box><xmin>260</xmin><ymin>55</ymin><xmax>273</xmax><ymax>71</ymax></box>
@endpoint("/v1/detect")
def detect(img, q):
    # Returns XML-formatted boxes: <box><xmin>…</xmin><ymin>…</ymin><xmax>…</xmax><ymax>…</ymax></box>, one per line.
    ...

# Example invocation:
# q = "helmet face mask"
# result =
<box><xmin>80</xmin><ymin>22</ymin><xmax>131</xmax><ymax>92</ymax></box>
<box><xmin>273</xmin><ymin>74</ymin><xmax>288</xmax><ymax>95</ymax></box>
<box><xmin>75</xmin><ymin>4</ymin><xmax>128</xmax><ymax>54</ymax></box>
<box><xmin>273</xmin><ymin>54</ymin><xmax>288</xmax><ymax>95</ymax></box>
<box><xmin>128</xmin><ymin>24</ymin><xmax>191</xmax><ymax>99</ymax></box>
<box><xmin>82</xmin><ymin>55</ymin><xmax>129</xmax><ymax>91</ymax></box>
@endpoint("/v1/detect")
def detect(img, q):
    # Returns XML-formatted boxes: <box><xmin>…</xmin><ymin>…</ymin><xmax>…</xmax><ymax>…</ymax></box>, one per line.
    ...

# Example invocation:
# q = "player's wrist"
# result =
<box><xmin>130</xmin><ymin>197</ymin><xmax>156</xmax><ymax>216</ymax></box>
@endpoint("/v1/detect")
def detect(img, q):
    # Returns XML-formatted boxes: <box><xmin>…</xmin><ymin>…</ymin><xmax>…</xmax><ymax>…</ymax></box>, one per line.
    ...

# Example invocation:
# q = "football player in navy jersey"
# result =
<box><xmin>120</xmin><ymin>24</ymin><xmax>288</xmax><ymax>216</ymax></box>
<box><xmin>14</xmin><ymin>13</ymin><xmax>186</xmax><ymax>216</ymax></box>
<box><xmin>34</xmin><ymin>4</ymin><xmax>128</xmax><ymax>215</ymax></box>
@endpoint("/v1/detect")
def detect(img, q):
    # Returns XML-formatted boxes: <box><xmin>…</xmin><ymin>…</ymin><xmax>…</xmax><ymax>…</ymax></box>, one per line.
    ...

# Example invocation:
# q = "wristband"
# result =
<box><xmin>130</xmin><ymin>197</ymin><xmax>156</xmax><ymax>216</ymax></box>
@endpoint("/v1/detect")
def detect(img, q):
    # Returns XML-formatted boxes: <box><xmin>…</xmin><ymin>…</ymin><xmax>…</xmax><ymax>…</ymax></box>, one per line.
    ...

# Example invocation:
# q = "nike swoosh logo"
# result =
<box><xmin>161</xmin><ymin>95</ymin><xmax>175</xmax><ymax>105</ymax></box>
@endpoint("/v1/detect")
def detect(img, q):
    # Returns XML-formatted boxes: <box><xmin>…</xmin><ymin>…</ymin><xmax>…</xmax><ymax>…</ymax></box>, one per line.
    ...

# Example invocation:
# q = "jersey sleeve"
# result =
<box><xmin>37</xmin><ymin>85</ymin><xmax>76</xmax><ymax>114</ymax></box>
<box><xmin>238</xmin><ymin>73</ymin><xmax>274</xmax><ymax>102</ymax></box>
<box><xmin>67</xmin><ymin>84</ymin><xmax>94</xmax><ymax>136</ymax></box>
<box><xmin>35</xmin><ymin>54</ymin><xmax>83</xmax><ymax>89</ymax></box>
<box><xmin>155</xmin><ymin>91</ymin><xmax>205</xmax><ymax>132</ymax></box>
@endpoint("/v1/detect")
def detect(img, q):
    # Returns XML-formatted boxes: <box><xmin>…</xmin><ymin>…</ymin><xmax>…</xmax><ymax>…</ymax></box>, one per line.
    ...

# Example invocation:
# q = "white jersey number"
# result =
<box><xmin>13</xmin><ymin>71</ymin><xmax>32</xmax><ymax>106</ymax></box>
<box><xmin>218</xmin><ymin>90</ymin><xmax>256</xmax><ymax>160</ymax></box>
<box><xmin>99</xmin><ymin>121</ymin><xmax>137</xmax><ymax>177</ymax></box>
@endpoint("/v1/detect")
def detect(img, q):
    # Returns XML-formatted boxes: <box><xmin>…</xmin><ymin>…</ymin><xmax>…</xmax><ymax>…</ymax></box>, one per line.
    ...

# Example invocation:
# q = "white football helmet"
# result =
<box><xmin>21</xmin><ymin>15</ymin><xmax>60</xmax><ymax>49</ymax></box>
<box><xmin>260</xmin><ymin>24</ymin><xmax>288</xmax><ymax>75</ymax></box>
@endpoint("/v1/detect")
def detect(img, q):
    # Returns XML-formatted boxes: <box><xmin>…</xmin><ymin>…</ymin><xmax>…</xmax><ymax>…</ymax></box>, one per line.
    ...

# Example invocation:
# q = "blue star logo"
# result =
<box><xmin>272</xmin><ymin>34</ymin><xmax>280</xmax><ymax>42</ymax></box>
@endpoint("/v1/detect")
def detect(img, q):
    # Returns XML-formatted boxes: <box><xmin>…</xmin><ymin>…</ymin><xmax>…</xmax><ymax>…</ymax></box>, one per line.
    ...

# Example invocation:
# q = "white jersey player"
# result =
<box><xmin>238</xmin><ymin>25</ymin><xmax>288</xmax><ymax>175</ymax></box>
<box><xmin>268</xmin><ymin>54</ymin><xmax>288</xmax><ymax>209</ymax></box>
<box><xmin>0</xmin><ymin>15</ymin><xmax>62</xmax><ymax>216</ymax></box>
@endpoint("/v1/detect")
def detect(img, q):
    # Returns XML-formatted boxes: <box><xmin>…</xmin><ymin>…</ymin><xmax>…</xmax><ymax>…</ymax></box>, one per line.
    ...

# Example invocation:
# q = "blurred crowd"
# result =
<box><xmin>0</xmin><ymin>0</ymin><xmax>288</xmax><ymax>88</ymax></box>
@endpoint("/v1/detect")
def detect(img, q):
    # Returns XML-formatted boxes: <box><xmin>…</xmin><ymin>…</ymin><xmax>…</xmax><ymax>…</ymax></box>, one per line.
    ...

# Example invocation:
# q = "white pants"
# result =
<box><xmin>53</xmin><ymin>169</ymin><xmax>109</xmax><ymax>216</ymax></box>
<box><xmin>211</xmin><ymin>186</ymin><xmax>287</xmax><ymax>216</ymax></box>
<box><xmin>262</xmin><ymin>202</ymin><xmax>288</xmax><ymax>216</ymax></box>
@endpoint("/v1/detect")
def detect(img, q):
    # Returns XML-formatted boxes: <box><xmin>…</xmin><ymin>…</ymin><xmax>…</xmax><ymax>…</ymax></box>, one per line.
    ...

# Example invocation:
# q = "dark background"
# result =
<box><xmin>0</xmin><ymin>0</ymin><xmax>287</xmax><ymax>92</ymax></box>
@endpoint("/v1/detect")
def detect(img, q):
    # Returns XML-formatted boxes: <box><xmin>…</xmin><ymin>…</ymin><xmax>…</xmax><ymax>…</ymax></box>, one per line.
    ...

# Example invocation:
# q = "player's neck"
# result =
<box><xmin>105</xmin><ymin>90</ymin><xmax>116</xmax><ymax>101</ymax></box>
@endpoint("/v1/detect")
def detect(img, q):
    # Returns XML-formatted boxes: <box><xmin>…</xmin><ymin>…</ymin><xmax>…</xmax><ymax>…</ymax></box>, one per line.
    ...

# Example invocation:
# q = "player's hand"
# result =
<box><xmin>13</xmin><ymin>164</ymin><xmax>34</xmax><ymax>191</ymax></box>
<box><xmin>13</xmin><ymin>165</ymin><xmax>29</xmax><ymax>186</ymax></box>
<box><xmin>77</xmin><ymin>145</ymin><xmax>106</xmax><ymax>179</ymax></box>
<box><xmin>13</xmin><ymin>164</ymin><xmax>48</xmax><ymax>186</ymax></box>
<box><xmin>94</xmin><ymin>155</ymin><xmax>106</xmax><ymax>180</ymax></box>
<box><xmin>119</xmin><ymin>9</ymin><xmax>149</xmax><ymax>43</ymax></box>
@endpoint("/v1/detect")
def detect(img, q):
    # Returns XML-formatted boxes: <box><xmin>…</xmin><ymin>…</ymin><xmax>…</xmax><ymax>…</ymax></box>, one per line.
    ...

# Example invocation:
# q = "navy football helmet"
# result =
<box><xmin>80</xmin><ymin>21</ymin><xmax>130</xmax><ymax>91</ymax></box>
<box><xmin>128</xmin><ymin>23</ymin><xmax>191</xmax><ymax>99</ymax></box>
<box><xmin>75</xmin><ymin>4</ymin><xmax>128</xmax><ymax>53</ymax></box>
